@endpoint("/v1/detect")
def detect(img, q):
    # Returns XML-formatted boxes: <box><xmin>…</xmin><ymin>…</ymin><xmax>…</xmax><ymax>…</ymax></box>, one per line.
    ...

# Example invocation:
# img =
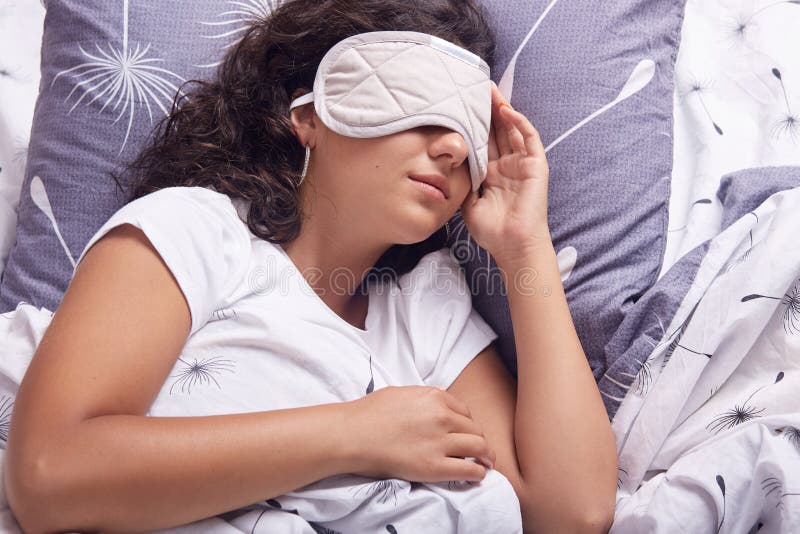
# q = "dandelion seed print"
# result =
<box><xmin>726</xmin><ymin>15</ymin><xmax>750</xmax><ymax>43</ymax></box>
<box><xmin>652</xmin><ymin>315</ymin><xmax>684</xmax><ymax>376</ymax></box>
<box><xmin>680</xmin><ymin>72</ymin><xmax>723</xmax><ymax>135</ymax></box>
<box><xmin>770</xmin><ymin>68</ymin><xmax>800</xmax><ymax>144</ymax></box>
<box><xmin>668</xmin><ymin>198</ymin><xmax>714</xmax><ymax>233</ymax></box>
<box><xmin>249</xmin><ymin>508</ymin><xmax>268</xmax><ymax>534</ymax></box>
<box><xmin>30</xmin><ymin>176</ymin><xmax>76</xmax><ymax>268</ymax></box>
<box><xmin>721</xmin><ymin>1</ymin><xmax>800</xmax><ymax>47</ymax></box>
<box><xmin>726</xmin><ymin>214</ymin><xmax>760</xmax><ymax>273</ymax></box>
<box><xmin>447</xmin><ymin>479</ymin><xmax>477</xmax><ymax>490</ymax></box>
<box><xmin>197</xmin><ymin>0</ymin><xmax>283</xmax><ymax>68</ymax></box>
<box><xmin>776</xmin><ymin>426</ymin><xmax>800</xmax><ymax>451</ymax></box>
<box><xmin>706</xmin><ymin>404</ymin><xmax>765</xmax><ymax>434</ymax></box>
<box><xmin>633</xmin><ymin>358</ymin><xmax>653</xmax><ymax>395</ymax></box>
<box><xmin>544</xmin><ymin>59</ymin><xmax>655</xmax><ymax>153</ymax></box>
<box><xmin>762</xmin><ymin>476</ymin><xmax>782</xmax><ymax>499</ymax></box>
<box><xmin>780</xmin><ymin>286</ymin><xmax>799</xmax><ymax>335</ymax></box>
<box><xmin>0</xmin><ymin>395</ymin><xmax>13</xmax><ymax>443</ymax></box>
<box><xmin>615</xmin><ymin>313</ymin><xmax>688</xmax><ymax>400</ymax></box>
<box><xmin>675</xmin><ymin>343</ymin><xmax>712</xmax><ymax>359</ymax></box>
<box><xmin>497</xmin><ymin>0</ymin><xmax>562</xmax><ymax>100</ymax></box>
<box><xmin>50</xmin><ymin>0</ymin><xmax>185</xmax><ymax>154</ymax></box>
<box><xmin>772</xmin><ymin>114</ymin><xmax>800</xmax><ymax>143</ymax></box>
<box><xmin>264</xmin><ymin>498</ymin><xmax>299</xmax><ymax>514</ymax></box>
<box><xmin>309</xmin><ymin>522</ymin><xmax>341</xmax><ymax>534</ymax></box>
<box><xmin>246</xmin><ymin>498</ymin><xmax>301</xmax><ymax>532</ymax></box>
<box><xmin>618</xmin><ymin>467</ymin><xmax>628</xmax><ymax>489</ymax></box>
<box><xmin>13</xmin><ymin>134</ymin><xmax>29</xmax><ymax>167</ymax></box>
<box><xmin>761</xmin><ymin>476</ymin><xmax>800</xmax><ymax>510</ymax></box>
<box><xmin>350</xmin><ymin>479</ymin><xmax>403</xmax><ymax>507</ymax></box>
<box><xmin>706</xmin><ymin>372</ymin><xmax>784</xmax><ymax>434</ymax></box>
<box><xmin>366</xmin><ymin>353</ymin><xmax>375</xmax><ymax>394</ymax></box>
<box><xmin>741</xmin><ymin>280</ymin><xmax>800</xmax><ymax>335</ymax></box>
<box><xmin>168</xmin><ymin>355</ymin><xmax>235</xmax><ymax>395</ymax></box>
<box><xmin>715</xmin><ymin>475</ymin><xmax>726</xmax><ymax>534</ymax></box>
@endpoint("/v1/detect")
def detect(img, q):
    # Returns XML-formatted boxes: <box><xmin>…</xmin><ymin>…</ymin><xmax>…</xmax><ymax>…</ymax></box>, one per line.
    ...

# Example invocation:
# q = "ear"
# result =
<box><xmin>289</xmin><ymin>88</ymin><xmax>317</xmax><ymax>148</ymax></box>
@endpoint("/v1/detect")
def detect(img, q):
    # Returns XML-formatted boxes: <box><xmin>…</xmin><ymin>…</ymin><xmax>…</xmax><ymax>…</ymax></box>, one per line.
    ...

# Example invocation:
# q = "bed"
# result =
<box><xmin>0</xmin><ymin>0</ymin><xmax>799</xmax><ymax>532</ymax></box>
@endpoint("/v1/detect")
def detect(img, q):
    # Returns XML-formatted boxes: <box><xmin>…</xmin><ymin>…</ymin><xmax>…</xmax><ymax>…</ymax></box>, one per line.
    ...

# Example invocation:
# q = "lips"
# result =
<box><xmin>408</xmin><ymin>173</ymin><xmax>449</xmax><ymax>200</ymax></box>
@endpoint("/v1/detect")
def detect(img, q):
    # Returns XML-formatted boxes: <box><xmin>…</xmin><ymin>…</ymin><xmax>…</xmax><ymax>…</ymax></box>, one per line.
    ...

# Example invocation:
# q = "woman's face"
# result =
<box><xmin>296</xmin><ymin>111</ymin><xmax>473</xmax><ymax>246</ymax></box>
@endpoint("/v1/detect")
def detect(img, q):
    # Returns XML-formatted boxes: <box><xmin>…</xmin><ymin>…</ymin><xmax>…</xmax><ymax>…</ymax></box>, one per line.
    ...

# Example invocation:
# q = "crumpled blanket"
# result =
<box><xmin>608</xmin><ymin>183</ymin><xmax>800</xmax><ymax>533</ymax></box>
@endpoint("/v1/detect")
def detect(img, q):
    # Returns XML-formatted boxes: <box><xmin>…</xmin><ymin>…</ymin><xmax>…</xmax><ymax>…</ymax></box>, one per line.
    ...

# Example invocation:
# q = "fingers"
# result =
<box><xmin>437</xmin><ymin>456</ymin><xmax>489</xmax><ymax>482</ymax></box>
<box><xmin>436</xmin><ymin>387</ymin><xmax>472</xmax><ymax>419</ymax></box>
<box><xmin>443</xmin><ymin>410</ymin><xmax>484</xmax><ymax>437</ymax></box>
<box><xmin>442</xmin><ymin>433</ymin><xmax>496</xmax><ymax>469</ymax></box>
<box><xmin>500</xmin><ymin>104</ymin><xmax>545</xmax><ymax>158</ymax></box>
<box><xmin>490</xmin><ymin>83</ymin><xmax>511</xmax><ymax>157</ymax></box>
<box><xmin>501</xmin><ymin>105</ymin><xmax>528</xmax><ymax>155</ymax></box>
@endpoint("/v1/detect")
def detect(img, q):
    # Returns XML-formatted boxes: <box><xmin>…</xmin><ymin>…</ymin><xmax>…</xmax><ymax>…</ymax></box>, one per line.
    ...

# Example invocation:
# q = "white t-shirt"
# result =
<box><xmin>4</xmin><ymin>186</ymin><xmax>522</xmax><ymax>533</ymax></box>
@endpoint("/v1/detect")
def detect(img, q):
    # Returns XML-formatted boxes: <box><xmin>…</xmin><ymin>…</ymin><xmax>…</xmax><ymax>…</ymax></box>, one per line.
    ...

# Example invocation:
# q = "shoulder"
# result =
<box><xmin>74</xmin><ymin>186</ymin><xmax>253</xmax><ymax>335</ymax></box>
<box><xmin>78</xmin><ymin>186</ymin><xmax>252</xmax><ymax>268</ymax></box>
<box><xmin>123</xmin><ymin>186</ymin><xmax>245</xmax><ymax>222</ymax></box>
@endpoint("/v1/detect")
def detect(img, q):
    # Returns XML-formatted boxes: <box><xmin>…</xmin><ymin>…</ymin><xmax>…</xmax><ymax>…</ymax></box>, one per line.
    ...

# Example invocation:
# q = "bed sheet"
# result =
<box><xmin>662</xmin><ymin>0</ymin><xmax>800</xmax><ymax>278</ymax></box>
<box><xmin>610</xmin><ymin>179</ymin><xmax>800</xmax><ymax>533</ymax></box>
<box><xmin>0</xmin><ymin>0</ymin><xmax>45</xmax><ymax>279</ymax></box>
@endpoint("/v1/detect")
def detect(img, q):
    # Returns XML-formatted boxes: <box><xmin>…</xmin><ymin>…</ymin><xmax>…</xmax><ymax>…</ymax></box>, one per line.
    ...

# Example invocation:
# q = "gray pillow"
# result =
<box><xmin>0</xmin><ymin>0</ymin><xmax>271</xmax><ymax>310</ymax></box>
<box><xmin>449</xmin><ymin>0</ymin><xmax>686</xmax><ymax>378</ymax></box>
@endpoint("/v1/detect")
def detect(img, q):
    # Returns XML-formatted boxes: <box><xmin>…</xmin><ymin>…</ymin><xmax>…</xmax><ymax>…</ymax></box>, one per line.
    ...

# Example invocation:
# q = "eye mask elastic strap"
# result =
<box><xmin>289</xmin><ymin>92</ymin><xmax>314</xmax><ymax>110</ymax></box>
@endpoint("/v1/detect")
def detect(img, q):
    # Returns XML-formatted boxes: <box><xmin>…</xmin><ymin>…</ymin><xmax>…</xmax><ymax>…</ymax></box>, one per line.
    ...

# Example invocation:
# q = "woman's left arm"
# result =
<box><xmin>448</xmin><ymin>83</ymin><xmax>617</xmax><ymax>533</ymax></box>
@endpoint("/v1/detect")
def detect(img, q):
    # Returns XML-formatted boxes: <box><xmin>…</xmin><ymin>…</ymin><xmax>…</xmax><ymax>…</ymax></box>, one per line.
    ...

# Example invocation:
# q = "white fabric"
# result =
<box><xmin>661</xmin><ymin>0</ymin><xmax>800</xmax><ymax>278</ymax></box>
<box><xmin>0</xmin><ymin>0</ymin><xmax>46</xmax><ymax>279</ymax></box>
<box><xmin>612</xmin><ymin>187</ymin><xmax>800</xmax><ymax>533</ymax></box>
<box><xmin>0</xmin><ymin>186</ymin><xmax>521</xmax><ymax>533</ymax></box>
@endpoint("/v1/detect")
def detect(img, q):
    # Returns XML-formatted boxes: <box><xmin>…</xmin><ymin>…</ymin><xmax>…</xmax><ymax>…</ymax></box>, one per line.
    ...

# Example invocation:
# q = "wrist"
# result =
<box><xmin>491</xmin><ymin>234</ymin><xmax>555</xmax><ymax>271</ymax></box>
<box><xmin>331</xmin><ymin>399</ymin><xmax>370</xmax><ymax>475</ymax></box>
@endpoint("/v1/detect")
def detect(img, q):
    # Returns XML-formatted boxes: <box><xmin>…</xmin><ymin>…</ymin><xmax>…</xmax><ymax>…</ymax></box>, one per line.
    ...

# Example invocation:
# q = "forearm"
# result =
<box><xmin>498</xmin><ymin>240</ymin><xmax>617</xmax><ymax>532</ymax></box>
<box><xmin>9</xmin><ymin>402</ymin><xmax>361</xmax><ymax>533</ymax></box>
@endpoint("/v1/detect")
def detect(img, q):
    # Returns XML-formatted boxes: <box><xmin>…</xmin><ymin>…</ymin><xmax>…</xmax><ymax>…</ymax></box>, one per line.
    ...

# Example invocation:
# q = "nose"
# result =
<box><xmin>428</xmin><ymin>127</ymin><xmax>469</xmax><ymax>171</ymax></box>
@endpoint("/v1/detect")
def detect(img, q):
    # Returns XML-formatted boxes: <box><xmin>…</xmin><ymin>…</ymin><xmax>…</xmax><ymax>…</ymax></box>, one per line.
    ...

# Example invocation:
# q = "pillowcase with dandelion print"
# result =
<box><xmin>0</xmin><ymin>0</ymin><xmax>278</xmax><ymax>312</ymax></box>
<box><xmin>448</xmin><ymin>0</ymin><xmax>687</xmax><ymax>381</ymax></box>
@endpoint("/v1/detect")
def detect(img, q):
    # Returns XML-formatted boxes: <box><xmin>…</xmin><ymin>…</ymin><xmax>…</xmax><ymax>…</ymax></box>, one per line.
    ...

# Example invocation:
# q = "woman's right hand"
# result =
<box><xmin>343</xmin><ymin>385</ymin><xmax>497</xmax><ymax>483</ymax></box>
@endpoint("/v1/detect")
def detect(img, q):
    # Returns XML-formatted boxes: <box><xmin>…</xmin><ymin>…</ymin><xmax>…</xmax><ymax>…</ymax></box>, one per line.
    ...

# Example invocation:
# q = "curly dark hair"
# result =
<box><xmin>118</xmin><ymin>0</ymin><xmax>496</xmax><ymax>282</ymax></box>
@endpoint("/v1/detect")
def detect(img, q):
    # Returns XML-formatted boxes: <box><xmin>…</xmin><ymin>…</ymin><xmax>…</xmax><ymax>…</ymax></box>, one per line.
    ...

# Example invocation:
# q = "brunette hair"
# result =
<box><xmin>118</xmin><ymin>0</ymin><xmax>496</xmax><ymax>281</ymax></box>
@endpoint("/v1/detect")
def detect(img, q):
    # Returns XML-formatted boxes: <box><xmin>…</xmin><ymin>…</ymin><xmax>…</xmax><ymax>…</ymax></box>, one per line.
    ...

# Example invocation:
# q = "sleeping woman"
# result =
<box><xmin>1</xmin><ymin>0</ymin><xmax>617</xmax><ymax>532</ymax></box>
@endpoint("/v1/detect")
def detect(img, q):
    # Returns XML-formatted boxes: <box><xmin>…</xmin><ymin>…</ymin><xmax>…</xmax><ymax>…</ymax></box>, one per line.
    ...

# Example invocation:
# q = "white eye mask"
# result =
<box><xmin>289</xmin><ymin>31</ymin><xmax>492</xmax><ymax>192</ymax></box>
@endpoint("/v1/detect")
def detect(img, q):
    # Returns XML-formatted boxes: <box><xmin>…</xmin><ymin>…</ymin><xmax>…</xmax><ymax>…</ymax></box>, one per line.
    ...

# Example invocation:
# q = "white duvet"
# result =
<box><xmin>612</xmin><ymin>186</ymin><xmax>800</xmax><ymax>533</ymax></box>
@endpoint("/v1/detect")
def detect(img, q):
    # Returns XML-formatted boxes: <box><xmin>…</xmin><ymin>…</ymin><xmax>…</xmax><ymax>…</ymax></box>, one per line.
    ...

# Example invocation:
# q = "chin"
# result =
<box><xmin>383</xmin><ymin>204</ymin><xmax>448</xmax><ymax>244</ymax></box>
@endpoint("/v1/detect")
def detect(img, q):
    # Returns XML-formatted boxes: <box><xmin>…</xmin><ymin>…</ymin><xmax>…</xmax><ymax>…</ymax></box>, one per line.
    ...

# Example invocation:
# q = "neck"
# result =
<box><xmin>282</xmin><ymin>195</ymin><xmax>389</xmax><ymax>320</ymax></box>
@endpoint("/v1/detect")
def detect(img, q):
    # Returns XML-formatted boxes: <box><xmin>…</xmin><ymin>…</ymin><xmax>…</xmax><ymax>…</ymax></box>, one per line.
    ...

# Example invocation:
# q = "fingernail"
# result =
<box><xmin>500</xmin><ymin>102</ymin><xmax>512</xmax><ymax>110</ymax></box>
